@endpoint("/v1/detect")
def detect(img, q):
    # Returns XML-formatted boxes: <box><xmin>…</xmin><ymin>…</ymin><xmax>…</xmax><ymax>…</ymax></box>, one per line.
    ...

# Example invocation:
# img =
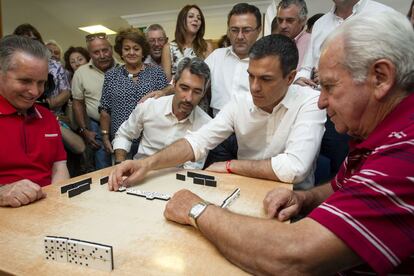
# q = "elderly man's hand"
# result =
<box><xmin>108</xmin><ymin>160</ymin><xmax>149</xmax><ymax>191</ymax></box>
<box><xmin>164</xmin><ymin>189</ymin><xmax>203</xmax><ymax>225</ymax></box>
<box><xmin>0</xmin><ymin>179</ymin><xmax>46</xmax><ymax>207</ymax></box>
<box><xmin>205</xmin><ymin>162</ymin><xmax>227</xmax><ymax>173</ymax></box>
<box><xmin>263</xmin><ymin>188</ymin><xmax>304</xmax><ymax>221</ymax></box>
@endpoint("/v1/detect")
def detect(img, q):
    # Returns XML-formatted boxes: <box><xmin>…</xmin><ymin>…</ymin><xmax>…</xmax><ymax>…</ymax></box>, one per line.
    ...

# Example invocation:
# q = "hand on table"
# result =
<box><xmin>0</xmin><ymin>179</ymin><xmax>46</xmax><ymax>207</ymax></box>
<box><xmin>108</xmin><ymin>160</ymin><xmax>149</xmax><ymax>191</ymax></box>
<box><xmin>263</xmin><ymin>188</ymin><xmax>304</xmax><ymax>221</ymax></box>
<box><xmin>204</xmin><ymin>162</ymin><xmax>227</xmax><ymax>173</ymax></box>
<box><xmin>164</xmin><ymin>189</ymin><xmax>203</xmax><ymax>225</ymax></box>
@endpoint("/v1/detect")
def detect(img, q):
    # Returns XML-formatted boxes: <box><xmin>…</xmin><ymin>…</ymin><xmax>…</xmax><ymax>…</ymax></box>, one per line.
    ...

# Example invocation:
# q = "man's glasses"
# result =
<box><xmin>148</xmin><ymin>37</ymin><xmax>168</xmax><ymax>45</ymax></box>
<box><xmin>229</xmin><ymin>27</ymin><xmax>258</xmax><ymax>36</ymax></box>
<box><xmin>85</xmin><ymin>32</ymin><xmax>108</xmax><ymax>42</ymax></box>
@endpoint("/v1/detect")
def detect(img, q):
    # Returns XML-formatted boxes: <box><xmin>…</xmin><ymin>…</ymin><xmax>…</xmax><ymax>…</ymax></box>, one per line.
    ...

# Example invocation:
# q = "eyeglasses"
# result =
<box><xmin>229</xmin><ymin>27</ymin><xmax>258</xmax><ymax>36</ymax></box>
<box><xmin>148</xmin><ymin>37</ymin><xmax>168</xmax><ymax>45</ymax></box>
<box><xmin>85</xmin><ymin>32</ymin><xmax>107</xmax><ymax>42</ymax></box>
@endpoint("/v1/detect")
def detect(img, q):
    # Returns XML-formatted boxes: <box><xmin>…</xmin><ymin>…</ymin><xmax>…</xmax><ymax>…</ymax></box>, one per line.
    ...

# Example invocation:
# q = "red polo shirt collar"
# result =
<box><xmin>0</xmin><ymin>95</ymin><xmax>42</xmax><ymax>118</ymax></box>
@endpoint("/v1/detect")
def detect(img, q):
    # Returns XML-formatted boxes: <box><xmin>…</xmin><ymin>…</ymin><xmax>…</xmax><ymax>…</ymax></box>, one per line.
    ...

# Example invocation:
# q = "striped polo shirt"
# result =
<box><xmin>309</xmin><ymin>93</ymin><xmax>414</xmax><ymax>275</ymax></box>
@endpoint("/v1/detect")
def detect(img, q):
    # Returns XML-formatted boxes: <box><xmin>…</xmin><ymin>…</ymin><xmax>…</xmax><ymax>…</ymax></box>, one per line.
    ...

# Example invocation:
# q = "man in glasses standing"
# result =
<box><xmin>202</xmin><ymin>3</ymin><xmax>262</xmax><ymax>166</ymax></box>
<box><xmin>72</xmin><ymin>33</ymin><xmax>117</xmax><ymax>170</ymax></box>
<box><xmin>144</xmin><ymin>24</ymin><xmax>168</xmax><ymax>66</ymax></box>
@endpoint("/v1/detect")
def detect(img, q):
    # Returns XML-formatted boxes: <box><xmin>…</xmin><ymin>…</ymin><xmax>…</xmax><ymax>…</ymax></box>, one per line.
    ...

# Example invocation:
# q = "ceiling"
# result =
<box><xmin>2</xmin><ymin>0</ymin><xmax>411</xmax><ymax>53</ymax></box>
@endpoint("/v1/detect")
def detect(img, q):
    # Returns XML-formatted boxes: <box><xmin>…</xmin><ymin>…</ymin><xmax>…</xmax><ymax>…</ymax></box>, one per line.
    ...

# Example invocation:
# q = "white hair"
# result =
<box><xmin>323</xmin><ymin>10</ymin><xmax>414</xmax><ymax>91</ymax></box>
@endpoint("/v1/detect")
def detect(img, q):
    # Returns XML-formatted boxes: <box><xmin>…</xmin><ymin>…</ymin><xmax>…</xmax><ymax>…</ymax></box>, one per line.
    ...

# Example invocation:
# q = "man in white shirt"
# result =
<box><xmin>206</xmin><ymin>3</ymin><xmax>261</xmax><ymax>116</ymax></box>
<box><xmin>108</xmin><ymin>35</ymin><xmax>326</xmax><ymax>191</ymax></box>
<box><xmin>294</xmin><ymin>0</ymin><xmax>393</xmax><ymax>182</ymax></box>
<box><xmin>274</xmin><ymin>0</ymin><xmax>311</xmax><ymax>70</ymax></box>
<box><xmin>295</xmin><ymin>0</ymin><xmax>393</xmax><ymax>87</ymax></box>
<box><xmin>112</xmin><ymin>57</ymin><xmax>211</xmax><ymax>169</ymax></box>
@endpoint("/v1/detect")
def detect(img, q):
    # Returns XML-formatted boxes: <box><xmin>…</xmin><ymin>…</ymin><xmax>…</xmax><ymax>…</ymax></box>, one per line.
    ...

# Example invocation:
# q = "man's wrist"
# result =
<box><xmin>226</xmin><ymin>160</ymin><xmax>233</xmax><ymax>174</ymax></box>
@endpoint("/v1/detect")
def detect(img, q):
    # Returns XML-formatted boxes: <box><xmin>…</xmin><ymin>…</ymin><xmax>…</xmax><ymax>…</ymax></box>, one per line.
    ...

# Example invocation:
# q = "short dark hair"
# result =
<box><xmin>307</xmin><ymin>13</ymin><xmax>324</xmax><ymax>32</ymax></box>
<box><xmin>13</xmin><ymin>23</ymin><xmax>44</xmax><ymax>44</ymax></box>
<box><xmin>227</xmin><ymin>3</ymin><xmax>262</xmax><ymax>29</ymax></box>
<box><xmin>249</xmin><ymin>34</ymin><xmax>298</xmax><ymax>77</ymax></box>
<box><xmin>0</xmin><ymin>35</ymin><xmax>50</xmax><ymax>73</ymax></box>
<box><xmin>174</xmin><ymin>57</ymin><xmax>211</xmax><ymax>91</ymax></box>
<box><xmin>114</xmin><ymin>28</ymin><xmax>150</xmax><ymax>62</ymax></box>
<box><xmin>63</xmin><ymin>46</ymin><xmax>90</xmax><ymax>73</ymax></box>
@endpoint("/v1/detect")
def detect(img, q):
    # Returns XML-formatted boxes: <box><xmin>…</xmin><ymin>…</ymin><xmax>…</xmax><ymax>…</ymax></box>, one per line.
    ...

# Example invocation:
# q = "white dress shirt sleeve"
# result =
<box><xmin>271</xmin><ymin>93</ymin><xmax>326</xmax><ymax>183</ymax></box>
<box><xmin>112</xmin><ymin>100</ymin><xmax>147</xmax><ymax>152</ymax></box>
<box><xmin>185</xmin><ymin>101</ymin><xmax>236</xmax><ymax>161</ymax></box>
<box><xmin>295</xmin><ymin>35</ymin><xmax>314</xmax><ymax>81</ymax></box>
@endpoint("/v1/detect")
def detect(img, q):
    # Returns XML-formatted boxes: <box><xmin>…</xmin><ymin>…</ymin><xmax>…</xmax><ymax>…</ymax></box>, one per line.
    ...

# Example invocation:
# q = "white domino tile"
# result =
<box><xmin>44</xmin><ymin>236</ymin><xmax>113</xmax><ymax>271</ymax></box>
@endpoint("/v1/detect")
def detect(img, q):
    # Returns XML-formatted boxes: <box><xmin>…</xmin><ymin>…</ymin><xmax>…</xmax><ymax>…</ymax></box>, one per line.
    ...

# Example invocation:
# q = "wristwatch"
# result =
<box><xmin>188</xmin><ymin>201</ymin><xmax>211</xmax><ymax>229</ymax></box>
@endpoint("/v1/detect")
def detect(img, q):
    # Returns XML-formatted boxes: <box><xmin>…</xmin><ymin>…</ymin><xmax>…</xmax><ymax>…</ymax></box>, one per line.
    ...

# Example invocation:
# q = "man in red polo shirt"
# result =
<box><xmin>0</xmin><ymin>35</ymin><xmax>69</xmax><ymax>208</ymax></box>
<box><xmin>160</xmin><ymin>11</ymin><xmax>414</xmax><ymax>275</ymax></box>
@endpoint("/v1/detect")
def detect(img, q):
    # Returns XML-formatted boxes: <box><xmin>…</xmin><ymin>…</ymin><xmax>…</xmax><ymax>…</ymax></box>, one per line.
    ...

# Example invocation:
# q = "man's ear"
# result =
<box><xmin>286</xmin><ymin>69</ymin><xmax>297</xmax><ymax>85</ymax></box>
<box><xmin>369</xmin><ymin>59</ymin><xmax>396</xmax><ymax>100</ymax></box>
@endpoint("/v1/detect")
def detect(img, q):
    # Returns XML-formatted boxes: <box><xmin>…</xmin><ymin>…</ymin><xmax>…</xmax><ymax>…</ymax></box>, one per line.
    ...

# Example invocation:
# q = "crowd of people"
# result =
<box><xmin>0</xmin><ymin>0</ymin><xmax>413</xmax><ymax>274</ymax></box>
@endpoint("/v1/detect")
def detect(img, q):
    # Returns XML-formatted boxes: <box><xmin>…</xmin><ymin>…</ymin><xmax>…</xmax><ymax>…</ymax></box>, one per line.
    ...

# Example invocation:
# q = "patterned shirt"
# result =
<box><xmin>47</xmin><ymin>59</ymin><xmax>70</xmax><ymax>115</ymax></box>
<box><xmin>309</xmin><ymin>93</ymin><xmax>414</xmax><ymax>274</ymax></box>
<box><xmin>99</xmin><ymin>64</ymin><xmax>168</xmax><ymax>139</ymax></box>
<box><xmin>169</xmin><ymin>41</ymin><xmax>197</xmax><ymax>77</ymax></box>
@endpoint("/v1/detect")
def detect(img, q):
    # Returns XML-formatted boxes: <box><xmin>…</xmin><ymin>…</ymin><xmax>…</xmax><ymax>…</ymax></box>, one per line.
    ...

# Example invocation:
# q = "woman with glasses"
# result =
<box><xmin>99</xmin><ymin>28</ymin><xmax>168</xmax><ymax>160</ymax></box>
<box><xmin>162</xmin><ymin>5</ymin><xmax>213</xmax><ymax>82</ymax></box>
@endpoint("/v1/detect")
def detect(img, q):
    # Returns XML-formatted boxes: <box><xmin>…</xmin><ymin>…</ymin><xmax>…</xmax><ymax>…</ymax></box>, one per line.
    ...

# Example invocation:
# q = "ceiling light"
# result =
<box><xmin>78</xmin><ymin>25</ymin><xmax>116</xmax><ymax>35</ymax></box>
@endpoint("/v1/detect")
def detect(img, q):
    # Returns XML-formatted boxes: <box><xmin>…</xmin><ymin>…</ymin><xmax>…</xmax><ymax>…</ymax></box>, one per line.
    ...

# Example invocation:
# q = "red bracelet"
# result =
<box><xmin>226</xmin><ymin>160</ymin><xmax>233</xmax><ymax>174</ymax></box>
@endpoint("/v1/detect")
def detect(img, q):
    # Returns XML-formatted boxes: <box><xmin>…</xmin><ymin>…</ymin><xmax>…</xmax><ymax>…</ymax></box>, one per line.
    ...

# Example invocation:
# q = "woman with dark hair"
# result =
<box><xmin>99</xmin><ymin>28</ymin><xmax>168</xmax><ymax>159</ymax></box>
<box><xmin>64</xmin><ymin>46</ymin><xmax>90</xmax><ymax>77</ymax></box>
<box><xmin>162</xmin><ymin>4</ymin><xmax>213</xmax><ymax>82</ymax></box>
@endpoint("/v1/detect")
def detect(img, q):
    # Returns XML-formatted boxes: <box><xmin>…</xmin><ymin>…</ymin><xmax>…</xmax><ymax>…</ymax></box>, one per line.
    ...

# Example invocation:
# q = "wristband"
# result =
<box><xmin>225</xmin><ymin>160</ymin><xmax>233</xmax><ymax>174</ymax></box>
<box><xmin>101</xmin><ymin>130</ymin><xmax>109</xmax><ymax>135</ymax></box>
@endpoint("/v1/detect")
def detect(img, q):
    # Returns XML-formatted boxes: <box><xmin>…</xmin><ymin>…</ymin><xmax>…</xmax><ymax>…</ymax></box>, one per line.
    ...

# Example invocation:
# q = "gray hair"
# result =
<box><xmin>323</xmin><ymin>10</ymin><xmax>414</xmax><ymax>91</ymax></box>
<box><xmin>0</xmin><ymin>35</ymin><xmax>50</xmax><ymax>73</ymax></box>
<box><xmin>173</xmin><ymin>57</ymin><xmax>211</xmax><ymax>91</ymax></box>
<box><xmin>45</xmin><ymin>39</ymin><xmax>63</xmax><ymax>53</ymax></box>
<box><xmin>145</xmin><ymin>24</ymin><xmax>167</xmax><ymax>37</ymax></box>
<box><xmin>277</xmin><ymin>0</ymin><xmax>308</xmax><ymax>21</ymax></box>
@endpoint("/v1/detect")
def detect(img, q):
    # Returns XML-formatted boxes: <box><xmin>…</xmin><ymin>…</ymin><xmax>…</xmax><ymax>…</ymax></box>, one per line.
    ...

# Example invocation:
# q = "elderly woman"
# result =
<box><xmin>63</xmin><ymin>46</ymin><xmax>90</xmax><ymax>81</ymax></box>
<box><xmin>99</xmin><ymin>28</ymin><xmax>168</xmax><ymax>159</ymax></box>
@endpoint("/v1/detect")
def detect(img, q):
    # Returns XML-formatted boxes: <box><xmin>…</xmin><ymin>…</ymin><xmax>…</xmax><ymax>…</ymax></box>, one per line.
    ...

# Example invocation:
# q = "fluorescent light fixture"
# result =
<box><xmin>78</xmin><ymin>25</ymin><xmax>116</xmax><ymax>35</ymax></box>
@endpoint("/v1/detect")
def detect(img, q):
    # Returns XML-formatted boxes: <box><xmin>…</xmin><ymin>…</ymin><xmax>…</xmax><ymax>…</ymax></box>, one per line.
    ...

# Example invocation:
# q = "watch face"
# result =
<box><xmin>190</xmin><ymin>203</ymin><xmax>206</xmax><ymax>218</ymax></box>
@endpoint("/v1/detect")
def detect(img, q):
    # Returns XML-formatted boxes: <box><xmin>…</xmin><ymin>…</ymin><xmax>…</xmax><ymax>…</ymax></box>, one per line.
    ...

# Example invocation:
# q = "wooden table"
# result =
<box><xmin>0</xmin><ymin>168</ymin><xmax>291</xmax><ymax>275</ymax></box>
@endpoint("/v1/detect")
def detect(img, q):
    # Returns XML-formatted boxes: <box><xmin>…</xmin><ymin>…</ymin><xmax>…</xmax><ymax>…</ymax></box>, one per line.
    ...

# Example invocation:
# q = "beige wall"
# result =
<box><xmin>1</xmin><ymin>0</ymin><xmax>411</xmax><ymax>61</ymax></box>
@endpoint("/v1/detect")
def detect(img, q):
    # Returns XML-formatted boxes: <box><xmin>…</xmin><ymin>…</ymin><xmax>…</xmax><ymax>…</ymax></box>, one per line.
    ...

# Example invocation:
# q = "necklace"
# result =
<box><xmin>126</xmin><ymin>64</ymin><xmax>144</xmax><ymax>79</ymax></box>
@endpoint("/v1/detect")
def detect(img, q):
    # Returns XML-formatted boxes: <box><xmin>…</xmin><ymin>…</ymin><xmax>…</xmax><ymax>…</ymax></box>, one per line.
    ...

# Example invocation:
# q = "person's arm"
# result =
<box><xmin>205</xmin><ymin>159</ymin><xmax>278</xmax><ymax>181</ymax></box>
<box><xmin>51</xmin><ymin>160</ymin><xmax>70</xmax><ymax>184</ymax></box>
<box><xmin>0</xmin><ymin>180</ymin><xmax>46</xmax><ymax>207</ymax></box>
<box><xmin>164</xmin><ymin>189</ymin><xmax>361</xmax><ymax>275</ymax></box>
<box><xmin>112</xmin><ymin>101</ymin><xmax>147</xmax><ymax>163</ymax></box>
<box><xmin>99</xmin><ymin>110</ymin><xmax>112</xmax><ymax>153</ymax></box>
<box><xmin>47</xmin><ymin>90</ymin><xmax>71</xmax><ymax>109</ymax></box>
<box><xmin>263</xmin><ymin>183</ymin><xmax>333</xmax><ymax>221</ymax></box>
<box><xmin>161</xmin><ymin>43</ymin><xmax>172</xmax><ymax>82</ymax></box>
<box><xmin>108</xmin><ymin>138</ymin><xmax>194</xmax><ymax>191</ymax></box>
<box><xmin>72</xmin><ymin>99</ymin><xmax>100</xmax><ymax>149</ymax></box>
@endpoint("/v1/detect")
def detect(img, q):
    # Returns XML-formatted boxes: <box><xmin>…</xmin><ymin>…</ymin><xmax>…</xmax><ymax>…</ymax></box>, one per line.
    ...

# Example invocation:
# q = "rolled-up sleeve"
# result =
<box><xmin>271</xmin><ymin>94</ymin><xmax>326</xmax><ymax>184</ymax></box>
<box><xmin>112</xmin><ymin>100</ymin><xmax>146</xmax><ymax>152</ymax></box>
